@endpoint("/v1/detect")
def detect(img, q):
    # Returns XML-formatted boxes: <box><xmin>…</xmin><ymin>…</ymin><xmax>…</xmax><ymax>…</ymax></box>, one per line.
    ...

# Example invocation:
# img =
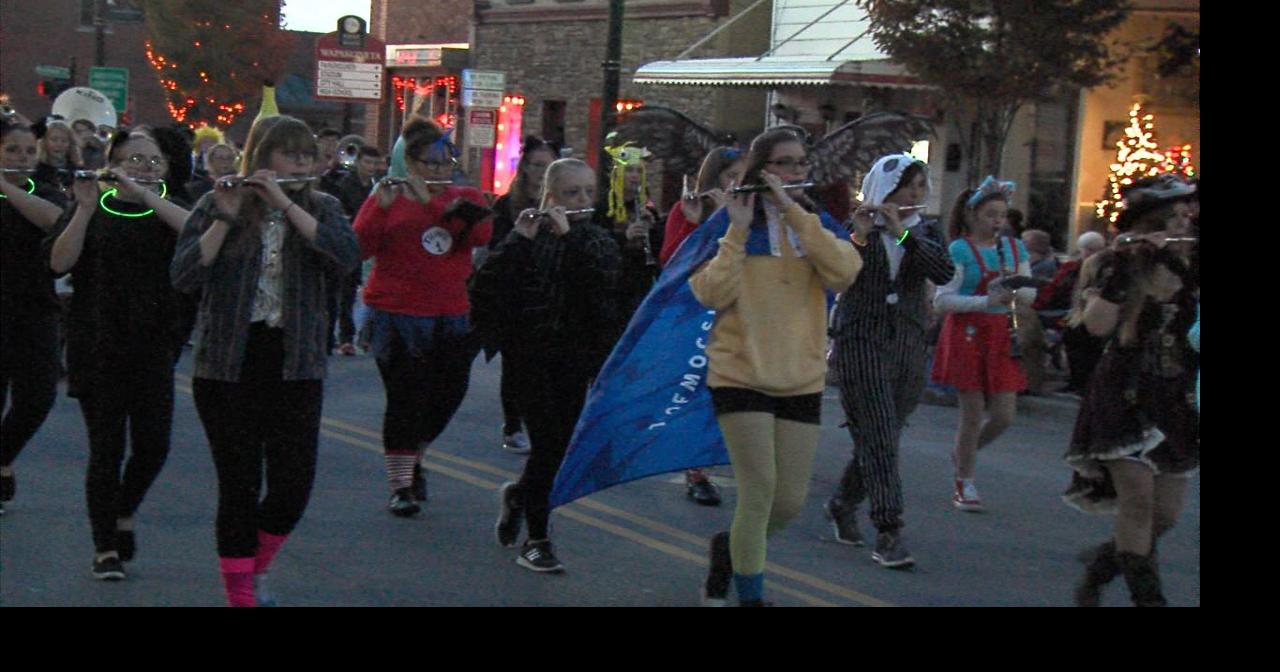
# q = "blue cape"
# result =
<box><xmin>549</xmin><ymin>206</ymin><xmax>844</xmax><ymax>508</ymax></box>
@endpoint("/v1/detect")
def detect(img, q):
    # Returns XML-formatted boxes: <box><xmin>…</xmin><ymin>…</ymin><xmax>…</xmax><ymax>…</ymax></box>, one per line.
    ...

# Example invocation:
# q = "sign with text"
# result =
<box><xmin>315</xmin><ymin>32</ymin><xmax>386</xmax><ymax>102</ymax></box>
<box><xmin>461</xmin><ymin>88</ymin><xmax>502</xmax><ymax>109</ymax></box>
<box><xmin>88</xmin><ymin>67</ymin><xmax>128</xmax><ymax>112</ymax></box>
<box><xmin>461</xmin><ymin>69</ymin><xmax>505</xmax><ymax>92</ymax></box>
<box><xmin>467</xmin><ymin>109</ymin><xmax>496</xmax><ymax>148</ymax></box>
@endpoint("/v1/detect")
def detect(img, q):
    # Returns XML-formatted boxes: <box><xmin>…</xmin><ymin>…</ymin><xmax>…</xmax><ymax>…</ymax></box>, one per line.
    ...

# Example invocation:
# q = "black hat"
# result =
<box><xmin>1115</xmin><ymin>174</ymin><xmax>1196</xmax><ymax>232</ymax></box>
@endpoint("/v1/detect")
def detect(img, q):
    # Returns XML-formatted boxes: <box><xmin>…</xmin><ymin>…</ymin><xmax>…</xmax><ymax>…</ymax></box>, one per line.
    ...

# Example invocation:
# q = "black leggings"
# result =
<box><xmin>193</xmin><ymin>325</ymin><xmax>323</xmax><ymax>558</ymax></box>
<box><xmin>506</xmin><ymin>354</ymin><xmax>591</xmax><ymax>540</ymax></box>
<box><xmin>374</xmin><ymin>326</ymin><xmax>475</xmax><ymax>457</ymax></box>
<box><xmin>500</xmin><ymin>355</ymin><xmax>522</xmax><ymax>435</ymax></box>
<box><xmin>79</xmin><ymin>354</ymin><xmax>175</xmax><ymax>554</ymax></box>
<box><xmin>0</xmin><ymin>314</ymin><xmax>60</xmax><ymax>469</ymax></box>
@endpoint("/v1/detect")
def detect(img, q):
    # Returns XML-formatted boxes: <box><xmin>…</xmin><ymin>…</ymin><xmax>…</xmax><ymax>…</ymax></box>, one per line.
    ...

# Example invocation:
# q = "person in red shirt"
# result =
<box><xmin>658</xmin><ymin>146</ymin><xmax>744</xmax><ymax>506</ymax></box>
<box><xmin>353</xmin><ymin>118</ymin><xmax>492</xmax><ymax>517</ymax></box>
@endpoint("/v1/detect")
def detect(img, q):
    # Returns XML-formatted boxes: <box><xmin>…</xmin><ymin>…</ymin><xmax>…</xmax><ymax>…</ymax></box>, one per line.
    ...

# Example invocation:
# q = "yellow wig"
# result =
<box><xmin>192</xmin><ymin>124</ymin><xmax>225</xmax><ymax>155</ymax></box>
<box><xmin>605</xmin><ymin>134</ymin><xmax>651</xmax><ymax>224</ymax></box>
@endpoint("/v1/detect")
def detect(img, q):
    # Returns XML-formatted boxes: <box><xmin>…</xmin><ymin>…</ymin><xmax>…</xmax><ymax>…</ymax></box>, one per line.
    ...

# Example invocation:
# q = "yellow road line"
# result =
<box><xmin>178</xmin><ymin>374</ymin><xmax>890</xmax><ymax>607</ymax></box>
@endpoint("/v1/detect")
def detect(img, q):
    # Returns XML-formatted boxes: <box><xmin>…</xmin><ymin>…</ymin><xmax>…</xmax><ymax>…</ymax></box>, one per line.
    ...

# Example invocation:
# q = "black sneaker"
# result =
<box><xmin>92</xmin><ymin>555</ymin><xmax>126</xmax><ymax>581</ymax></box>
<box><xmin>116</xmin><ymin>530</ymin><xmax>137</xmax><ymax>562</ymax></box>
<box><xmin>411</xmin><ymin>464</ymin><xmax>428</xmax><ymax>502</ymax></box>
<box><xmin>824</xmin><ymin>500</ymin><xmax>865</xmax><ymax>547</ymax></box>
<box><xmin>701</xmin><ymin>531</ymin><xmax>732</xmax><ymax>606</ymax></box>
<box><xmin>686</xmin><ymin>477</ymin><xmax>722</xmax><ymax>507</ymax></box>
<box><xmin>388</xmin><ymin>488</ymin><xmax>421</xmax><ymax>517</ymax></box>
<box><xmin>0</xmin><ymin>472</ymin><xmax>14</xmax><ymax>502</ymax></box>
<box><xmin>516</xmin><ymin>540</ymin><xmax>565</xmax><ymax>573</ymax></box>
<box><xmin>495</xmin><ymin>481</ymin><xmax>523</xmax><ymax>548</ymax></box>
<box><xmin>871</xmin><ymin>531</ymin><xmax>916</xmax><ymax>569</ymax></box>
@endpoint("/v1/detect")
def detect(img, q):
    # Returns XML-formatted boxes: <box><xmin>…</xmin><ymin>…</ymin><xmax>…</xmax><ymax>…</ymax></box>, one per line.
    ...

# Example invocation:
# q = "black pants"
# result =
<box><xmin>79</xmin><ymin>353</ymin><xmax>175</xmax><ymax>554</ymax></box>
<box><xmin>193</xmin><ymin>325</ymin><xmax>323</xmax><ymax>558</ymax></box>
<box><xmin>374</xmin><ymin>324</ymin><xmax>475</xmax><ymax>458</ymax></box>
<box><xmin>0</xmin><ymin>313</ymin><xmax>60</xmax><ymax>469</ymax></box>
<box><xmin>506</xmin><ymin>353</ymin><xmax>591</xmax><ymax>540</ymax></box>
<box><xmin>499</xmin><ymin>355</ymin><xmax>522</xmax><ymax>435</ymax></box>
<box><xmin>830</xmin><ymin>328</ymin><xmax>927</xmax><ymax>533</ymax></box>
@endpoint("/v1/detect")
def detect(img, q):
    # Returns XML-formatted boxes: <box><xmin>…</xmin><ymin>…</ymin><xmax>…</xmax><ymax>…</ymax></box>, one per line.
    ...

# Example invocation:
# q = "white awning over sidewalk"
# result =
<box><xmin>633</xmin><ymin>0</ymin><xmax>926</xmax><ymax>89</ymax></box>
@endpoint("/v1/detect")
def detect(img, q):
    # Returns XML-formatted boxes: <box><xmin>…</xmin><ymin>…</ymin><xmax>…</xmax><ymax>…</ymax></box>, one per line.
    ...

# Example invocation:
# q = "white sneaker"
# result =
<box><xmin>502</xmin><ymin>430</ymin><xmax>531</xmax><ymax>455</ymax></box>
<box><xmin>952</xmin><ymin>479</ymin><xmax>985</xmax><ymax>512</ymax></box>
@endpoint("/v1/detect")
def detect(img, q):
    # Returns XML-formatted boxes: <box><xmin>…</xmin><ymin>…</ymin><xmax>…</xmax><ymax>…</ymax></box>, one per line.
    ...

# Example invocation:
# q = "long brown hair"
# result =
<box><xmin>229</xmin><ymin>115</ymin><xmax>318</xmax><ymax>256</ymax></box>
<box><xmin>948</xmin><ymin>188</ymin><xmax>1009</xmax><ymax>241</ymax></box>
<box><xmin>741</xmin><ymin>128</ymin><xmax>814</xmax><ymax>213</ymax></box>
<box><xmin>509</xmin><ymin>136</ymin><xmax>556</xmax><ymax>211</ymax></box>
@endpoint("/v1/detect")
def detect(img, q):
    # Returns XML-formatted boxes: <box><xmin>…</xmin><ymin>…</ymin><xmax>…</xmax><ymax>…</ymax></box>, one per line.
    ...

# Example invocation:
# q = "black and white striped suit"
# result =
<box><xmin>828</xmin><ymin>219</ymin><xmax>954</xmax><ymax>532</ymax></box>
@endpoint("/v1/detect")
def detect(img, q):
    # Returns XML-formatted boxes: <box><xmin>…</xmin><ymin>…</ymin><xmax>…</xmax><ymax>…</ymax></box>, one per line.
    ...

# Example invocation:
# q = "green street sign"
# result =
<box><xmin>89</xmin><ymin>67</ymin><xmax>129</xmax><ymax>112</ymax></box>
<box><xmin>35</xmin><ymin>65</ymin><xmax>71</xmax><ymax>79</ymax></box>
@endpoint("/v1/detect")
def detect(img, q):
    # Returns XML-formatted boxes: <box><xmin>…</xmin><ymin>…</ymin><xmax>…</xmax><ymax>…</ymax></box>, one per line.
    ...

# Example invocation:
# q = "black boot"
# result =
<box><xmin>1074</xmin><ymin>540</ymin><xmax>1119</xmax><ymax>607</ymax></box>
<box><xmin>1118</xmin><ymin>551</ymin><xmax>1168</xmax><ymax>607</ymax></box>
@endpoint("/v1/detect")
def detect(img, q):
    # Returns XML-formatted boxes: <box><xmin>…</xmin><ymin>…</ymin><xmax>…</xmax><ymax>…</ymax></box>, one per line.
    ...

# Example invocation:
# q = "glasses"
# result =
<box><xmin>413</xmin><ymin>155</ymin><xmax>458</xmax><ymax>171</ymax></box>
<box><xmin>279</xmin><ymin>150</ymin><xmax>317</xmax><ymax>164</ymax></box>
<box><xmin>767</xmin><ymin>158</ymin><xmax>811</xmax><ymax>170</ymax></box>
<box><xmin>126</xmin><ymin>154</ymin><xmax>168</xmax><ymax>170</ymax></box>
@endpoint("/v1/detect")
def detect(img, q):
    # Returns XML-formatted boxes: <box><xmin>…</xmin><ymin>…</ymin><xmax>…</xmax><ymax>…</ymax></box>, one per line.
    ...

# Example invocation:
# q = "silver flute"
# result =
<box><xmin>537</xmin><ymin>207</ymin><xmax>595</xmax><ymax>218</ymax></box>
<box><xmin>67</xmin><ymin>169</ymin><xmax>166</xmax><ymax>185</ymax></box>
<box><xmin>727</xmin><ymin>181</ymin><xmax>816</xmax><ymax>194</ymax></box>
<box><xmin>217</xmin><ymin>176</ymin><xmax>319</xmax><ymax>188</ymax></box>
<box><xmin>1118</xmin><ymin>236</ymin><xmax>1197</xmax><ymax>245</ymax></box>
<box><xmin>0</xmin><ymin>168</ymin><xmax>34</xmax><ymax>174</ymax></box>
<box><xmin>376</xmin><ymin>176</ymin><xmax>454</xmax><ymax>187</ymax></box>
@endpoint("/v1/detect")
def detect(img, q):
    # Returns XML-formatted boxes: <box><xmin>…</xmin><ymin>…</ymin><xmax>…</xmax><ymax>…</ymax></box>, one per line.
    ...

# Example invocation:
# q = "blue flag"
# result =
<box><xmin>550</xmin><ymin>206</ymin><xmax>845</xmax><ymax>508</ymax></box>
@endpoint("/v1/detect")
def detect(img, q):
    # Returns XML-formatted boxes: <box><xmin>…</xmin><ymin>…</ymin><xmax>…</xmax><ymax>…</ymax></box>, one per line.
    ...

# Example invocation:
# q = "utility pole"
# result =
<box><xmin>94</xmin><ymin>0</ymin><xmax>107</xmax><ymax>67</ymax></box>
<box><xmin>598</xmin><ymin>0</ymin><xmax>625</xmax><ymax>198</ymax></box>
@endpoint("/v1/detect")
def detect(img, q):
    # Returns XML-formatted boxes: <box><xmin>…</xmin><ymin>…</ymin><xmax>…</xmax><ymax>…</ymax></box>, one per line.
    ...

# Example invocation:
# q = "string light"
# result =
<box><xmin>1095</xmin><ymin>102</ymin><xmax>1191</xmax><ymax>224</ymax></box>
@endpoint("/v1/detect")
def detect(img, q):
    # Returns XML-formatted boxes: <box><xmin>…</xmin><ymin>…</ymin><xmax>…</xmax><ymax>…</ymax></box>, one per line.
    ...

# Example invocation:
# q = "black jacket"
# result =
<box><xmin>830</xmin><ymin>218</ymin><xmax>954</xmax><ymax>343</ymax></box>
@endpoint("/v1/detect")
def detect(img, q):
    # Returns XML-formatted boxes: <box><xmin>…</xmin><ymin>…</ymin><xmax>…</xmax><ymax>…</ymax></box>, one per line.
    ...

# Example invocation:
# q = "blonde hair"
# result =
<box><xmin>539</xmin><ymin>158</ymin><xmax>594</xmax><ymax>210</ymax></box>
<box><xmin>37</xmin><ymin>119</ymin><xmax>82</xmax><ymax>167</ymax></box>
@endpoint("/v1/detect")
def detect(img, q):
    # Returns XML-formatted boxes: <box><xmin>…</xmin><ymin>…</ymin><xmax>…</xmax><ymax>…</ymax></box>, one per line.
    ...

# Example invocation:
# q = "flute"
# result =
<box><xmin>1117</xmin><ymin>236</ymin><xmax>1197</xmax><ymax>245</ymax></box>
<box><xmin>376</xmin><ymin>176</ymin><xmax>454</xmax><ymax>187</ymax></box>
<box><xmin>65</xmin><ymin>170</ymin><xmax>166</xmax><ymax>185</ymax></box>
<box><xmin>726</xmin><ymin>181</ymin><xmax>816</xmax><ymax>194</ymax></box>
<box><xmin>536</xmin><ymin>207</ymin><xmax>595</xmax><ymax>218</ymax></box>
<box><xmin>217</xmin><ymin>176</ymin><xmax>319</xmax><ymax>188</ymax></box>
<box><xmin>0</xmin><ymin>168</ymin><xmax>34</xmax><ymax>174</ymax></box>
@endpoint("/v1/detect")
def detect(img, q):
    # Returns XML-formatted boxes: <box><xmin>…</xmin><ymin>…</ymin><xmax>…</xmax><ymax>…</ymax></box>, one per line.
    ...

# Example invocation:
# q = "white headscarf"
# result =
<box><xmin>860</xmin><ymin>153</ymin><xmax>929</xmax><ymax>282</ymax></box>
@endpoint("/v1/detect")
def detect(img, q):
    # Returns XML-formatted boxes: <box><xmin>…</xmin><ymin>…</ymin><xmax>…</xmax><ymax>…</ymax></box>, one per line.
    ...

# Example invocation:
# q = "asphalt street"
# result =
<box><xmin>0</xmin><ymin>348</ymin><xmax>1200</xmax><ymax>607</ymax></box>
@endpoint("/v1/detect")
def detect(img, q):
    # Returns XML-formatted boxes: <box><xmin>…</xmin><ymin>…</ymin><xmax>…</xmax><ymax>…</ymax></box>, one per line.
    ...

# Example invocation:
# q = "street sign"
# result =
<box><xmin>467</xmin><ymin>109</ymin><xmax>496</xmax><ymax>148</ymax></box>
<box><xmin>35</xmin><ymin>65</ymin><xmax>71</xmax><ymax>79</ymax></box>
<box><xmin>88</xmin><ymin>67</ymin><xmax>129</xmax><ymax>112</ymax></box>
<box><xmin>315</xmin><ymin>32</ymin><xmax>386</xmax><ymax>102</ymax></box>
<box><xmin>461</xmin><ymin>70</ymin><xmax>505</xmax><ymax>92</ymax></box>
<box><xmin>461</xmin><ymin>89</ymin><xmax>502</xmax><ymax>109</ymax></box>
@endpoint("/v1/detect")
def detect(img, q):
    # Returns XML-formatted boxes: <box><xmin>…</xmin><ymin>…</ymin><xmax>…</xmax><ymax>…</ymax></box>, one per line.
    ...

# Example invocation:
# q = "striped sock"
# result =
<box><xmin>734</xmin><ymin>573</ymin><xmax>764</xmax><ymax>603</ymax></box>
<box><xmin>385</xmin><ymin>453</ymin><xmax>416</xmax><ymax>492</ymax></box>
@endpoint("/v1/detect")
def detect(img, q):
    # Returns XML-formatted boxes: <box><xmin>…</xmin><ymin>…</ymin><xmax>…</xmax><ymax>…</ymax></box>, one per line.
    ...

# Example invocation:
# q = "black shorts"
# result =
<box><xmin>709</xmin><ymin>386</ymin><xmax>822</xmax><ymax>425</ymax></box>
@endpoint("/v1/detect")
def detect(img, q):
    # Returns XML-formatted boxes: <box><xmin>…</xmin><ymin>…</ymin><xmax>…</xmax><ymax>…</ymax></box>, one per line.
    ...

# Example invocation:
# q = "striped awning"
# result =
<box><xmin>632</xmin><ymin>56</ymin><xmax>925</xmax><ymax>88</ymax></box>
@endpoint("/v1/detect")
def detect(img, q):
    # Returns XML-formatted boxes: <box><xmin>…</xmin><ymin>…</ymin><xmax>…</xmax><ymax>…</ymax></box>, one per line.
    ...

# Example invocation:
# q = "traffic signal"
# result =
<box><xmin>38</xmin><ymin>79</ymin><xmax>72</xmax><ymax>100</ymax></box>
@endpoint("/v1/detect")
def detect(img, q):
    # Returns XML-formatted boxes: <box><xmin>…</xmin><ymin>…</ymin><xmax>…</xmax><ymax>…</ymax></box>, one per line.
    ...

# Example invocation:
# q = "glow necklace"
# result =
<box><xmin>0</xmin><ymin>177</ymin><xmax>37</xmax><ymax>199</ymax></box>
<box><xmin>98</xmin><ymin>181</ymin><xmax>168</xmax><ymax>218</ymax></box>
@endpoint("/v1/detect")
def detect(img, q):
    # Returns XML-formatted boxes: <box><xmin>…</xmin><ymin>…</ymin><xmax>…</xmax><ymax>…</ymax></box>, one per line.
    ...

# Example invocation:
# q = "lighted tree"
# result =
<box><xmin>140</xmin><ymin>1</ymin><xmax>295</xmax><ymax>126</ymax></box>
<box><xmin>1095</xmin><ymin>101</ymin><xmax>1169</xmax><ymax>225</ymax></box>
<box><xmin>1161</xmin><ymin>144</ymin><xmax>1196</xmax><ymax>181</ymax></box>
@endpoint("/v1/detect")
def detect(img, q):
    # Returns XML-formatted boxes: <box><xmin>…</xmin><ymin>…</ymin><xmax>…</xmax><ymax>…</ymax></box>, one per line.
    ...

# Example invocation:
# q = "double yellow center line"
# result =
<box><xmin>176</xmin><ymin>374</ymin><xmax>893</xmax><ymax>607</ymax></box>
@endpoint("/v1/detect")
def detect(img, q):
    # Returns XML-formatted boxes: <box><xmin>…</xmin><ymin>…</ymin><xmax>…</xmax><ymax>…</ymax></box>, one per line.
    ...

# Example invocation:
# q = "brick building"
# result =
<box><xmin>1</xmin><ymin>1</ymin><xmax>350</xmax><ymax>142</ymax></box>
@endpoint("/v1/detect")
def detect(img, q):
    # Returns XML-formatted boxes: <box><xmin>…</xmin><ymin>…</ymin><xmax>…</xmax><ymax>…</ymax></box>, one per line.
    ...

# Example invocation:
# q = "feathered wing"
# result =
<box><xmin>610</xmin><ymin>105</ymin><xmax>735</xmax><ymax>175</ymax></box>
<box><xmin>809</xmin><ymin>112</ymin><xmax>935</xmax><ymax>185</ymax></box>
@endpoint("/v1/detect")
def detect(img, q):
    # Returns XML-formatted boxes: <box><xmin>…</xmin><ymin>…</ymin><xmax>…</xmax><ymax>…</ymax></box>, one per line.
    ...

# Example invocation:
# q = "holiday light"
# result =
<box><xmin>1095</xmin><ymin>102</ymin><xmax>1191</xmax><ymax>224</ymax></box>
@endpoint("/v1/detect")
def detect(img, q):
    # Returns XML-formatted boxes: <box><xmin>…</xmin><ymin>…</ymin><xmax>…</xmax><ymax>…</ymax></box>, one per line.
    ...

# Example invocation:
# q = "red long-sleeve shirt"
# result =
<box><xmin>354</xmin><ymin>186</ymin><xmax>492</xmax><ymax>317</ymax></box>
<box><xmin>659</xmin><ymin>203</ymin><xmax>698</xmax><ymax>267</ymax></box>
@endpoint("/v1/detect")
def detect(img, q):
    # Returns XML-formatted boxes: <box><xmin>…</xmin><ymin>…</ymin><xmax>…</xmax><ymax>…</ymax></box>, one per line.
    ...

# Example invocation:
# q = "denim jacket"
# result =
<box><xmin>171</xmin><ymin>191</ymin><xmax>360</xmax><ymax>382</ymax></box>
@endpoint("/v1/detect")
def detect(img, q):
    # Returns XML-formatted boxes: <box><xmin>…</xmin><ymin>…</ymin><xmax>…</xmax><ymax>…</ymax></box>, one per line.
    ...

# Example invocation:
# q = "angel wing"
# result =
<box><xmin>609</xmin><ymin>105</ymin><xmax>735</xmax><ymax>175</ymax></box>
<box><xmin>809</xmin><ymin>112</ymin><xmax>935</xmax><ymax>185</ymax></box>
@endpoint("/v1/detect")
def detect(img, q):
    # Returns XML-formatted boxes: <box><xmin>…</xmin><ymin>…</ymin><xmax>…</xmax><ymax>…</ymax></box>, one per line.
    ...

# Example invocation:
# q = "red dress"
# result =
<box><xmin>931</xmin><ymin>237</ymin><xmax>1027</xmax><ymax>395</ymax></box>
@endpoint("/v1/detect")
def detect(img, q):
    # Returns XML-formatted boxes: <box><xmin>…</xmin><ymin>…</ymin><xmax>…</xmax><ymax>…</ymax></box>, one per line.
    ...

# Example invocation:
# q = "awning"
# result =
<box><xmin>633</xmin><ymin>56</ymin><xmax>925</xmax><ymax>88</ymax></box>
<box><xmin>632</xmin><ymin>0</ymin><xmax>926</xmax><ymax>89</ymax></box>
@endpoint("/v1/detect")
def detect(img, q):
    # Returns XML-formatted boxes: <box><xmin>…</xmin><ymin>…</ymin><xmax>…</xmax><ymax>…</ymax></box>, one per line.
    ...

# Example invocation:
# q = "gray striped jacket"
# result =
<box><xmin>171</xmin><ymin>191</ymin><xmax>360</xmax><ymax>382</ymax></box>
